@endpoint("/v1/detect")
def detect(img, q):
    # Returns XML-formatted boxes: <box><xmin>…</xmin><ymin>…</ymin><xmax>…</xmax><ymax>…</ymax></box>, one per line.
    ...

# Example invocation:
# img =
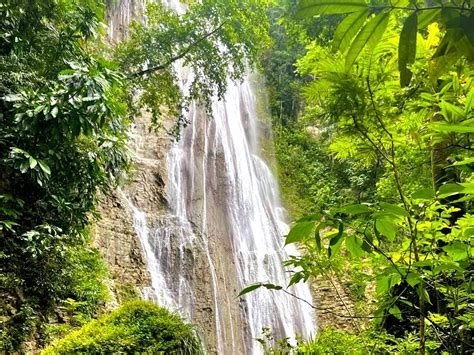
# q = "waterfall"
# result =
<box><xmin>110</xmin><ymin>1</ymin><xmax>316</xmax><ymax>353</ymax></box>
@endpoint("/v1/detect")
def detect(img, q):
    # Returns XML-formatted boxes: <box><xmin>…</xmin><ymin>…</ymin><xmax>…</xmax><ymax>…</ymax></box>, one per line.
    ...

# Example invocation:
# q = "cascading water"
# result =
<box><xmin>109</xmin><ymin>0</ymin><xmax>316</xmax><ymax>353</ymax></box>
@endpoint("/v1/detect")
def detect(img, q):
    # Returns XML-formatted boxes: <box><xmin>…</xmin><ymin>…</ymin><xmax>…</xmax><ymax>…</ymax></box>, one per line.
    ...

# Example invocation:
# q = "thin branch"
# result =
<box><xmin>128</xmin><ymin>22</ymin><xmax>227</xmax><ymax>78</ymax></box>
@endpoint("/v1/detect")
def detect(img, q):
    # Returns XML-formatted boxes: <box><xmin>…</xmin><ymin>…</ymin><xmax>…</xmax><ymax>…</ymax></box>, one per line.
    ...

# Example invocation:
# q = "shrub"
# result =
<box><xmin>42</xmin><ymin>301</ymin><xmax>203</xmax><ymax>354</ymax></box>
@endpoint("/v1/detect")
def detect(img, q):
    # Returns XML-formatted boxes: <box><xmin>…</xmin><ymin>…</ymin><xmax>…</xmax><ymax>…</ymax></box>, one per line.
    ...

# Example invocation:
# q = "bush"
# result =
<box><xmin>42</xmin><ymin>301</ymin><xmax>203</xmax><ymax>354</ymax></box>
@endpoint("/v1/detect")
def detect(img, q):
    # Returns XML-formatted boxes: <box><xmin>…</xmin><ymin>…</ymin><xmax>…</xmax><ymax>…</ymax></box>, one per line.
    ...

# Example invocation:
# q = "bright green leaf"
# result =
<box><xmin>285</xmin><ymin>221</ymin><xmax>315</xmax><ymax>245</ymax></box>
<box><xmin>339</xmin><ymin>203</ymin><xmax>370</xmax><ymax>215</ymax></box>
<box><xmin>345</xmin><ymin>11</ymin><xmax>390</xmax><ymax>70</ymax></box>
<box><xmin>332</xmin><ymin>10</ymin><xmax>369</xmax><ymax>53</ymax></box>
<box><xmin>237</xmin><ymin>284</ymin><xmax>262</xmax><ymax>297</ymax></box>
<box><xmin>297</xmin><ymin>0</ymin><xmax>369</xmax><ymax>18</ymax></box>
<box><xmin>346</xmin><ymin>235</ymin><xmax>364</xmax><ymax>257</ymax></box>
<box><xmin>375</xmin><ymin>217</ymin><xmax>397</xmax><ymax>241</ymax></box>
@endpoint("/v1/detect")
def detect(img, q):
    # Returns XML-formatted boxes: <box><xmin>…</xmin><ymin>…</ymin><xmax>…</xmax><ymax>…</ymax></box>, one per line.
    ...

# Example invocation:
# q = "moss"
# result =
<box><xmin>115</xmin><ymin>282</ymin><xmax>140</xmax><ymax>303</ymax></box>
<box><xmin>42</xmin><ymin>301</ymin><xmax>203</xmax><ymax>354</ymax></box>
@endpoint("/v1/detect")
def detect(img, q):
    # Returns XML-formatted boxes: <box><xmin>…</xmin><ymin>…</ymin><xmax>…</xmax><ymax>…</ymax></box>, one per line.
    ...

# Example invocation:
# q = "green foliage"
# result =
<box><xmin>115</xmin><ymin>0</ymin><xmax>270</xmax><ymax>132</ymax></box>
<box><xmin>296</xmin><ymin>0</ymin><xmax>474</xmax><ymax>85</ymax></box>
<box><xmin>42</xmin><ymin>301</ymin><xmax>203</xmax><ymax>354</ymax></box>
<box><xmin>1</xmin><ymin>0</ymin><xmax>273</xmax><ymax>350</ymax></box>
<box><xmin>256</xmin><ymin>2</ymin><xmax>473</xmax><ymax>353</ymax></box>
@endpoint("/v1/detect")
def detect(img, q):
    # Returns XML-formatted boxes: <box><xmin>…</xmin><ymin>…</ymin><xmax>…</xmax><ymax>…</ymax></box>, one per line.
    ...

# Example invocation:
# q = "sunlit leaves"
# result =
<box><xmin>296</xmin><ymin>0</ymin><xmax>368</xmax><ymax>17</ymax></box>
<box><xmin>345</xmin><ymin>11</ymin><xmax>390</xmax><ymax>70</ymax></box>
<box><xmin>332</xmin><ymin>10</ymin><xmax>369</xmax><ymax>53</ymax></box>
<box><xmin>375</xmin><ymin>217</ymin><xmax>397</xmax><ymax>241</ymax></box>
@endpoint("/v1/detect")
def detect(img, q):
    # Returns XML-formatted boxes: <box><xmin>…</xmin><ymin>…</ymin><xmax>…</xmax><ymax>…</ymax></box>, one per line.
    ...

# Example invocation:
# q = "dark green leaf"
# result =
<box><xmin>398</xmin><ymin>12</ymin><xmax>417</xmax><ymax>87</ymax></box>
<box><xmin>262</xmin><ymin>283</ymin><xmax>283</xmax><ymax>291</ymax></box>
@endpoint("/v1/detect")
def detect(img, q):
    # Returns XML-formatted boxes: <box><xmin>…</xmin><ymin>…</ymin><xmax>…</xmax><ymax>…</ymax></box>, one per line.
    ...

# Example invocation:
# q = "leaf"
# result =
<box><xmin>375</xmin><ymin>217</ymin><xmax>397</xmax><ymax>241</ymax></box>
<box><xmin>262</xmin><ymin>283</ymin><xmax>283</xmax><ymax>291</ymax></box>
<box><xmin>438</xmin><ymin>183</ymin><xmax>464</xmax><ymax>198</ymax></box>
<box><xmin>285</xmin><ymin>221</ymin><xmax>315</xmax><ymax>245</ymax></box>
<box><xmin>389</xmin><ymin>305</ymin><xmax>403</xmax><ymax>321</ymax></box>
<box><xmin>411</xmin><ymin>188</ymin><xmax>435</xmax><ymax>200</ymax></box>
<box><xmin>406</xmin><ymin>272</ymin><xmax>422</xmax><ymax>287</ymax></box>
<box><xmin>51</xmin><ymin>106</ymin><xmax>58</xmax><ymax>118</ymax></box>
<box><xmin>417</xmin><ymin>9</ymin><xmax>440</xmax><ymax>29</ymax></box>
<box><xmin>332</xmin><ymin>10</ymin><xmax>369</xmax><ymax>53</ymax></box>
<box><xmin>238</xmin><ymin>284</ymin><xmax>262</xmax><ymax>297</ymax></box>
<box><xmin>296</xmin><ymin>213</ymin><xmax>322</xmax><ymax>223</ymax></box>
<box><xmin>339</xmin><ymin>203</ymin><xmax>369</xmax><ymax>215</ymax></box>
<box><xmin>443</xmin><ymin>242</ymin><xmax>468</xmax><ymax>262</ymax></box>
<box><xmin>38</xmin><ymin>160</ymin><xmax>51</xmax><ymax>175</ymax></box>
<box><xmin>296</xmin><ymin>0</ymin><xmax>368</xmax><ymax>18</ymax></box>
<box><xmin>346</xmin><ymin>235</ymin><xmax>364</xmax><ymax>257</ymax></box>
<box><xmin>288</xmin><ymin>272</ymin><xmax>305</xmax><ymax>287</ymax></box>
<box><xmin>398</xmin><ymin>12</ymin><xmax>417</xmax><ymax>87</ymax></box>
<box><xmin>345</xmin><ymin>11</ymin><xmax>390</xmax><ymax>70</ymax></box>
<box><xmin>380</xmin><ymin>202</ymin><xmax>409</xmax><ymax>217</ymax></box>
<box><xmin>29</xmin><ymin>156</ymin><xmax>37</xmax><ymax>169</ymax></box>
<box><xmin>430</xmin><ymin>123</ymin><xmax>474</xmax><ymax>134</ymax></box>
<box><xmin>328</xmin><ymin>224</ymin><xmax>344</xmax><ymax>257</ymax></box>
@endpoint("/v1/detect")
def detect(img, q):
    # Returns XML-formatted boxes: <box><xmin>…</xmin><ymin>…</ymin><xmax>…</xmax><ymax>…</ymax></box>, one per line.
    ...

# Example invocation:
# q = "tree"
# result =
<box><xmin>0</xmin><ymin>0</ymin><xmax>270</xmax><ymax>350</ymax></box>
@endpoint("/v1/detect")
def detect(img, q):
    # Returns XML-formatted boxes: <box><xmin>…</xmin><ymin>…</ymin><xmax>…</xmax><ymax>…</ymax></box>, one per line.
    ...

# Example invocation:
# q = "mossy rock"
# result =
<box><xmin>42</xmin><ymin>300</ymin><xmax>203</xmax><ymax>354</ymax></box>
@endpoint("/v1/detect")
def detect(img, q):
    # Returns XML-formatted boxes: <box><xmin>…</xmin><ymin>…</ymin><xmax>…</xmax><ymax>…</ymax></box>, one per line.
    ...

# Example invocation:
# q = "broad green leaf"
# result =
<box><xmin>346</xmin><ymin>235</ymin><xmax>364</xmax><ymax>257</ymax></box>
<box><xmin>375</xmin><ymin>217</ymin><xmax>397</xmax><ymax>241</ymax></box>
<box><xmin>376</xmin><ymin>274</ymin><xmax>391</xmax><ymax>295</ymax></box>
<box><xmin>339</xmin><ymin>203</ymin><xmax>370</xmax><ymax>215</ymax></box>
<box><xmin>296</xmin><ymin>0</ymin><xmax>368</xmax><ymax>17</ymax></box>
<box><xmin>406</xmin><ymin>272</ymin><xmax>422</xmax><ymax>287</ymax></box>
<box><xmin>380</xmin><ymin>202</ymin><xmax>409</xmax><ymax>217</ymax></box>
<box><xmin>332</xmin><ymin>10</ymin><xmax>369</xmax><ymax>53</ymax></box>
<box><xmin>238</xmin><ymin>283</ymin><xmax>262</xmax><ymax>297</ymax></box>
<box><xmin>345</xmin><ymin>11</ymin><xmax>390</xmax><ymax>70</ymax></box>
<box><xmin>389</xmin><ymin>305</ymin><xmax>403</xmax><ymax>321</ymax></box>
<box><xmin>38</xmin><ymin>160</ymin><xmax>51</xmax><ymax>175</ymax></box>
<box><xmin>438</xmin><ymin>183</ymin><xmax>464</xmax><ymax>198</ymax></box>
<box><xmin>398</xmin><ymin>12</ymin><xmax>417</xmax><ymax>87</ymax></box>
<box><xmin>285</xmin><ymin>221</ymin><xmax>315</xmax><ymax>244</ymax></box>
<box><xmin>411</xmin><ymin>188</ymin><xmax>435</xmax><ymax>200</ymax></box>
<box><xmin>443</xmin><ymin>242</ymin><xmax>468</xmax><ymax>262</ymax></box>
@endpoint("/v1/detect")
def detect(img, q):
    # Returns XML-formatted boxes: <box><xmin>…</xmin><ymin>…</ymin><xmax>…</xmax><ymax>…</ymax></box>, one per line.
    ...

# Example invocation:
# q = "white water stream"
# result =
<box><xmin>112</xmin><ymin>0</ymin><xmax>316</xmax><ymax>353</ymax></box>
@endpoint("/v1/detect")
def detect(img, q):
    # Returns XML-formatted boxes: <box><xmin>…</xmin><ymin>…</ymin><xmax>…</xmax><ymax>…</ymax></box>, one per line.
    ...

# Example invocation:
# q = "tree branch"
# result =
<box><xmin>128</xmin><ymin>22</ymin><xmax>227</xmax><ymax>79</ymax></box>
